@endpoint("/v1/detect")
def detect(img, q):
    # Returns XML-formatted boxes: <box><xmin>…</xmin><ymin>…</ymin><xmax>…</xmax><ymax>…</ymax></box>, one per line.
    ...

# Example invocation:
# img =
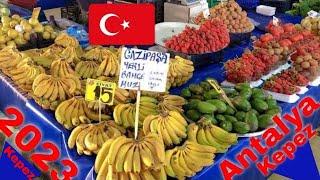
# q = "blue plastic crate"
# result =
<box><xmin>237</xmin><ymin>0</ymin><xmax>259</xmax><ymax>9</ymax></box>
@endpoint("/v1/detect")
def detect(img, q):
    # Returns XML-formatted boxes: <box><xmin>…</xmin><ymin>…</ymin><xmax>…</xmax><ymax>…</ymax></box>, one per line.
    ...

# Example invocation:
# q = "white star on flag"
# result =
<box><xmin>121</xmin><ymin>20</ymin><xmax>130</xmax><ymax>30</ymax></box>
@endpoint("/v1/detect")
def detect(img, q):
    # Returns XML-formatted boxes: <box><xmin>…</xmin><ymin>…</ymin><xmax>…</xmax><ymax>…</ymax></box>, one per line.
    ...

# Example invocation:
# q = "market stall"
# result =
<box><xmin>0</xmin><ymin>1</ymin><xmax>319</xmax><ymax>180</ymax></box>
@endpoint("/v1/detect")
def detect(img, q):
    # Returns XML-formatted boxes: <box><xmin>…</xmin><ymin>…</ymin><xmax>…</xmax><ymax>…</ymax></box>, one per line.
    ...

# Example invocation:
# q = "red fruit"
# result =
<box><xmin>290</xmin><ymin>34</ymin><xmax>304</xmax><ymax>42</ymax></box>
<box><xmin>283</xmin><ymin>23</ymin><xmax>295</xmax><ymax>32</ymax></box>
<box><xmin>260</xmin><ymin>33</ymin><xmax>274</xmax><ymax>42</ymax></box>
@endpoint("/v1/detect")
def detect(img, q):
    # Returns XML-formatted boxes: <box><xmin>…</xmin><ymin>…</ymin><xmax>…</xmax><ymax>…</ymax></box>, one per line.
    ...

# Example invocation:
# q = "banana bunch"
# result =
<box><xmin>0</xmin><ymin>47</ymin><xmax>23</xmax><ymax>72</ymax></box>
<box><xmin>158</xmin><ymin>95</ymin><xmax>186</xmax><ymax>113</ymax></box>
<box><xmin>32</xmin><ymin>74</ymin><xmax>82</xmax><ymax>109</ymax></box>
<box><xmin>9</xmin><ymin>58</ymin><xmax>45</xmax><ymax>93</ymax></box>
<box><xmin>83</xmin><ymin>46</ymin><xmax>113</xmax><ymax>62</ymax></box>
<box><xmin>97</xmin><ymin>165</ymin><xmax>166</xmax><ymax>180</ymax></box>
<box><xmin>165</xmin><ymin>141</ymin><xmax>216</xmax><ymax>179</ymax></box>
<box><xmin>113</xmin><ymin>96</ymin><xmax>159</xmax><ymax>128</ymax></box>
<box><xmin>75</xmin><ymin>60</ymin><xmax>99</xmax><ymax>79</ymax></box>
<box><xmin>96</xmin><ymin>51</ymin><xmax>120</xmax><ymax>77</ymax></box>
<box><xmin>68</xmin><ymin>121</ymin><xmax>125</xmax><ymax>155</ymax></box>
<box><xmin>143</xmin><ymin>111</ymin><xmax>188</xmax><ymax>147</ymax></box>
<box><xmin>24</xmin><ymin>48</ymin><xmax>54</xmax><ymax>68</ymax></box>
<box><xmin>95</xmin><ymin>133</ymin><xmax>165</xmax><ymax>179</ymax></box>
<box><xmin>51</xmin><ymin>59</ymin><xmax>75</xmax><ymax>77</ymax></box>
<box><xmin>187</xmin><ymin>120</ymin><xmax>238</xmax><ymax>153</ymax></box>
<box><xmin>167</xmin><ymin>56</ymin><xmax>194</xmax><ymax>87</ymax></box>
<box><xmin>55</xmin><ymin>96</ymin><xmax>112</xmax><ymax>129</ymax></box>
<box><xmin>54</xmin><ymin>33</ymin><xmax>79</xmax><ymax>48</ymax></box>
<box><xmin>87</xmin><ymin>101</ymin><xmax>112</xmax><ymax>114</ymax></box>
<box><xmin>59</xmin><ymin>46</ymin><xmax>82</xmax><ymax>64</ymax></box>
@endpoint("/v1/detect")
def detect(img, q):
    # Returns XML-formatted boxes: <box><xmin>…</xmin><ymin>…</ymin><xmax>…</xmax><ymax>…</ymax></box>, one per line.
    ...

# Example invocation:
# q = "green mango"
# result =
<box><xmin>219</xmin><ymin>121</ymin><xmax>232</xmax><ymax>132</ymax></box>
<box><xmin>190</xmin><ymin>95</ymin><xmax>204</xmax><ymax>100</ymax></box>
<box><xmin>223</xmin><ymin>88</ymin><xmax>239</xmax><ymax>98</ymax></box>
<box><xmin>197</xmin><ymin>101</ymin><xmax>217</xmax><ymax>114</ymax></box>
<box><xmin>200</xmin><ymin>81</ymin><xmax>211</xmax><ymax>91</ymax></box>
<box><xmin>186</xmin><ymin>99</ymin><xmax>201</xmax><ymax>110</ymax></box>
<box><xmin>266</xmin><ymin>99</ymin><xmax>278</xmax><ymax>109</ymax></box>
<box><xmin>206</xmin><ymin>99</ymin><xmax>227</xmax><ymax>113</ymax></box>
<box><xmin>240</xmin><ymin>88</ymin><xmax>252</xmax><ymax>99</ymax></box>
<box><xmin>233</xmin><ymin>121</ymin><xmax>250</xmax><ymax>134</ymax></box>
<box><xmin>235</xmin><ymin>83</ymin><xmax>250</xmax><ymax>92</ymax></box>
<box><xmin>233</xmin><ymin>96</ymin><xmax>251</xmax><ymax>112</ymax></box>
<box><xmin>258</xmin><ymin>114</ymin><xmax>273</xmax><ymax>129</ymax></box>
<box><xmin>186</xmin><ymin>110</ymin><xmax>201</xmax><ymax>121</ymax></box>
<box><xmin>224</xmin><ymin>115</ymin><xmax>238</xmax><ymax>123</ymax></box>
<box><xmin>266</xmin><ymin>108</ymin><xmax>281</xmax><ymax>116</ymax></box>
<box><xmin>189</xmin><ymin>84</ymin><xmax>204</xmax><ymax>95</ymax></box>
<box><xmin>202</xmin><ymin>114</ymin><xmax>218</xmax><ymax>125</ymax></box>
<box><xmin>252</xmin><ymin>88</ymin><xmax>265</xmax><ymax>99</ymax></box>
<box><xmin>216</xmin><ymin>114</ymin><xmax>226</xmax><ymax>122</ymax></box>
<box><xmin>245</xmin><ymin>112</ymin><xmax>259</xmax><ymax>132</ymax></box>
<box><xmin>203</xmin><ymin>90</ymin><xmax>220</xmax><ymax>100</ymax></box>
<box><xmin>251</xmin><ymin>99</ymin><xmax>269</xmax><ymax>113</ymax></box>
<box><xmin>249</xmin><ymin>109</ymin><xmax>259</xmax><ymax>116</ymax></box>
<box><xmin>181</xmin><ymin>88</ymin><xmax>192</xmax><ymax>98</ymax></box>
<box><xmin>235</xmin><ymin>111</ymin><xmax>246</xmax><ymax>122</ymax></box>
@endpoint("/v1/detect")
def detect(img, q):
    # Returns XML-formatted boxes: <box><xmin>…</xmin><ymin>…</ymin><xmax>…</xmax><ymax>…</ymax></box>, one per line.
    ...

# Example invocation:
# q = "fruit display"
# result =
<box><xmin>55</xmin><ymin>97</ymin><xmax>112</xmax><ymax>129</ymax></box>
<box><xmin>0</xmin><ymin>14</ymin><xmax>56</xmax><ymax>48</ymax></box>
<box><xmin>94</xmin><ymin>133</ymin><xmax>166</xmax><ymax>179</ymax></box>
<box><xmin>165</xmin><ymin>18</ymin><xmax>230</xmax><ymax>54</ymax></box>
<box><xmin>286</xmin><ymin>0</ymin><xmax>320</xmax><ymax>17</ymax></box>
<box><xmin>164</xmin><ymin>141</ymin><xmax>216</xmax><ymax>179</ymax></box>
<box><xmin>181</xmin><ymin>80</ymin><xmax>281</xmax><ymax>134</ymax></box>
<box><xmin>51</xmin><ymin>58</ymin><xmax>75</xmax><ymax>77</ymax></box>
<box><xmin>143</xmin><ymin>111</ymin><xmax>188</xmax><ymax>147</ymax></box>
<box><xmin>75</xmin><ymin>60</ymin><xmax>99</xmax><ymax>79</ymax></box>
<box><xmin>157</xmin><ymin>94</ymin><xmax>186</xmax><ymax>113</ymax></box>
<box><xmin>291</xmin><ymin>52</ymin><xmax>320</xmax><ymax>81</ymax></box>
<box><xmin>32</xmin><ymin>73</ymin><xmax>82</xmax><ymax>110</ymax></box>
<box><xmin>96</xmin><ymin>50</ymin><xmax>120</xmax><ymax>77</ymax></box>
<box><xmin>167</xmin><ymin>56</ymin><xmax>194</xmax><ymax>88</ymax></box>
<box><xmin>298</xmin><ymin>16</ymin><xmax>320</xmax><ymax>36</ymax></box>
<box><xmin>194</xmin><ymin>0</ymin><xmax>254</xmax><ymax>34</ymax></box>
<box><xmin>68</xmin><ymin>121</ymin><xmax>125</xmax><ymax>155</ymax></box>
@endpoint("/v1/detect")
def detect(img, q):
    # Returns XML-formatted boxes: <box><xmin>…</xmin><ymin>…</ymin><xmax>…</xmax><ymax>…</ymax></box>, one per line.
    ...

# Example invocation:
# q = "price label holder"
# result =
<box><xmin>119</xmin><ymin>47</ymin><xmax>170</xmax><ymax>139</ymax></box>
<box><xmin>85</xmin><ymin>78</ymin><xmax>116</xmax><ymax>122</ymax></box>
<box><xmin>207</xmin><ymin>79</ymin><xmax>236</xmax><ymax>110</ymax></box>
<box><xmin>272</xmin><ymin>16</ymin><xmax>280</xmax><ymax>26</ymax></box>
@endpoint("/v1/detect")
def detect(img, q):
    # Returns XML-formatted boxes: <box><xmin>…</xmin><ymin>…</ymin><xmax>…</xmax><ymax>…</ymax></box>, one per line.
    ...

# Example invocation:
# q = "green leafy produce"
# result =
<box><xmin>286</xmin><ymin>0</ymin><xmax>320</xmax><ymax>17</ymax></box>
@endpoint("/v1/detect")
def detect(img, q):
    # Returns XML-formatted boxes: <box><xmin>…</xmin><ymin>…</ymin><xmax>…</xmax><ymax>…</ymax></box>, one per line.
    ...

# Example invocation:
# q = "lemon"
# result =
<box><xmin>7</xmin><ymin>29</ymin><xmax>19</xmax><ymax>39</ymax></box>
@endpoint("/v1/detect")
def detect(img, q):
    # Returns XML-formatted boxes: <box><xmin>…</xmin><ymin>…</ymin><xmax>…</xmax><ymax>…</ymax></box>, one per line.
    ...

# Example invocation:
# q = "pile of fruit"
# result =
<box><xmin>165</xmin><ymin>18</ymin><xmax>229</xmax><ymax>54</ymax></box>
<box><xmin>194</xmin><ymin>0</ymin><xmax>254</xmax><ymax>34</ymax></box>
<box><xmin>263</xmin><ymin>69</ymin><xmax>309</xmax><ymax>95</ymax></box>
<box><xmin>286</xmin><ymin>0</ymin><xmax>320</xmax><ymax>17</ymax></box>
<box><xmin>181</xmin><ymin>80</ymin><xmax>281</xmax><ymax>135</ymax></box>
<box><xmin>0</xmin><ymin>14</ymin><xmax>56</xmax><ymax>48</ymax></box>
<box><xmin>291</xmin><ymin>51</ymin><xmax>320</xmax><ymax>81</ymax></box>
<box><xmin>298</xmin><ymin>16</ymin><xmax>320</xmax><ymax>36</ymax></box>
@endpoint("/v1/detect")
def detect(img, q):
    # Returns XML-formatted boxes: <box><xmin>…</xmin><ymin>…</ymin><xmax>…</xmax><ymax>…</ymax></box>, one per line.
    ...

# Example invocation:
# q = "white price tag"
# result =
<box><xmin>118</xmin><ymin>47</ymin><xmax>170</xmax><ymax>92</ymax></box>
<box><xmin>308</xmin><ymin>10</ymin><xmax>319</xmax><ymax>18</ymax></box>
<box><xmin>199</xmin><ymin>0</ymin><xmax>210</xmax><ymax>19</ymax></box>
<box><xmin>273</xmin><ymin>16</ymin><xmax>279</xmax><ymax>26</ymax></box>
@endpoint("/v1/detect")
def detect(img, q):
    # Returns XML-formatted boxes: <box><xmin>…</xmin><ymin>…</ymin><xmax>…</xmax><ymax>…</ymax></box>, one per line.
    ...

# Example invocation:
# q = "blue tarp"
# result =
<box><xmin>0</xmin><ymin>12</ymin><xmax>318</xmax><ymax>180</ymax></box>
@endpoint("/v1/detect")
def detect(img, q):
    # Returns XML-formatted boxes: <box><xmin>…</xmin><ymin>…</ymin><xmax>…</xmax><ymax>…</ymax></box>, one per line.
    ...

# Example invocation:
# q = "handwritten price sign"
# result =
<box><xmin>118</xmin><ymin>47</ymin><xmax>170</xmax><ymax>92</ymax></box>
<box><xmin>85</xmin><ymin>79</ymin><xmax>116</xmax><ymax>105</ymax></box>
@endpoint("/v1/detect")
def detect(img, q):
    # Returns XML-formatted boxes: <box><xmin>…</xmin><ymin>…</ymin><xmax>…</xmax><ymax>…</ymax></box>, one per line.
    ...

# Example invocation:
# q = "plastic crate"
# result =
<box><xmin>260</xmin><ymin>0</ymin><xmax>292</xmax><ymax>13</ymax></box>
<box><xmin>236</xmin><ymin>0</ymin><xmax>259</xmax><ymax>9</ymax></box>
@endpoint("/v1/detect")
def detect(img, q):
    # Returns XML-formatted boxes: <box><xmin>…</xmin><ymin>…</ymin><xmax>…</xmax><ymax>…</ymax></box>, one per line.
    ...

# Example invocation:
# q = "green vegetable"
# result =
<box><xmin>189</xmin><ymin>84</ymin><xmax>204</xmax><ymax>95</ymax></box>
<box><xmin>223</xmin><ymin>88</ymin><xmax>239</xmax><ymax>97</ymax></box>
<box><xmin>233</xmin><ymin>96</ymin><xmax>251</xmax><ymax>112</ymax></box>
<box><xmin>190</xmin><ymin>95</ymin><xmax>203</xmax><ymax>100</ymax></box>
<box><xmin>206</xmin><ymin>99</ymin><xmax>227</xmax><ymax>113</ymax></box>
<box><xmin>224</xmin><ymin>105</ymin><xmax>236</xmax><ymax>115</ymax></box>
<box><xmin>202</xmin><ymin>114</ymin><xmax>218</xmax><ymax>125</ymax></box>
<box><xmin>216</xmin><ymin>114</ymin><xmax>226</xmax><ymax>122</ymax></box>
<box><xmin>249</xmin><ymin>109</ymin><xmax>259</xmax><ymax>116</ymax></box>
<box><xmin>233</xmin><ymin>121</ymin><xmax>250</xmax><ymax>134</ymax></box>
<box><xmin>186</xmin><ymin>110</ymin><xmax>201</xmax><ymax>121</ymax></box>
<box><xmin>186</xmin><ymin>99</ymin><xmax>201</xmax><ymax>110</ymax></box>
<box><xmin>252</xmin><ymin>88</ymin><xmax>265</xmax><ymax>99</ymax></box>
<box><xmin>203</xmin><ymin>90</ymin><xmax>220</xmax><ymax>100</ymax></box>
<box><xmin>240</xmin><ymin>88</ymin><xmax>252</xmax><ymax>99</ymax></box>
<box><xmin>235</xmin><ymin>111</ymin><xmax>246</xmax><ymax>122</ymax></box>
<box><xmin>197</xmin><ymin>101</ymin><xmax>217</xmax><ymax>114</ymax></box>
<box><xmin>266</xmin><ymin>99</ymin><xmax>278</xmax><ymax>109</ymax></box>
<box><xmin>245</xmin><ymin>112</ymin><xmax>258</xmax><ymax>132</ymax></box>
<box><xmin>219</xmin><ymin>121</ymin><xmax>232</xmax><ymax>132</ymax></box>
<box><xmin>235</xmin><ymin>83</ymin><xmax>250</xmax><ymax>92</ymax></box>
<box><xmin>181</xmin><ymin>88</ymin><xmax>192</xmax><ymax>98</ymax></box>
<box><xmin>266</xmin><ymin>108</ymin><xmax>281</xmax><ymax>116</ymax></box>
<box><xmin>224</xmin><ymin>115</ymin><xmax>238</xmax><ymax>123</ymax></box>
<box><xmin>200</xmin><ymin>81</ymin><xmax>211</xmax><ymax>91</ymax></box>
<box><xmin>251</xmin><ymin>99</ymin><xmax>269</xmax><ymax>113</ymax></box>
<box><xmin>258</xmin><ymin>114</ymin><xmax>273</xmax><ymax>129</ymax></box>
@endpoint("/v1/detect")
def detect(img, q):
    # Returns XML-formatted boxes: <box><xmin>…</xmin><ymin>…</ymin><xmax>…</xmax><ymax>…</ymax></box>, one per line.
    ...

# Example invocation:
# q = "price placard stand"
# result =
<box><xmin>134</xmin><ymin>87</ymin><xmax>141</xmax><ymax>139</ymax></box>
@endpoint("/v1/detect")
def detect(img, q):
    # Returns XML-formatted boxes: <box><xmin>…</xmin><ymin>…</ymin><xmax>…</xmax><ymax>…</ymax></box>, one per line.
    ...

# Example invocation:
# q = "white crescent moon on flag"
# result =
<box><xmin>99</xmin><ymin>13</ymin><xmax>120</xmax><ymax>36</ymax></box>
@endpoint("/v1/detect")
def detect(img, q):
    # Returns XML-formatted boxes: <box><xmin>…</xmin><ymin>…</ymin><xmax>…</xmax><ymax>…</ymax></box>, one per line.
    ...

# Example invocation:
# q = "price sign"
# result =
<box><xmin>118</xmin><ymin>47</ymin><xmax>170</xmax><ymax>92</ymax></box>
<box><xmin>85</xmin><ymin>79</ymin><xmax>116</xmax><ymax>105</ymax></box>
<box><xmin>32</xmin><ymin>7</ymin><xmax>41</xmax><ymax>19</ymax></box>
<box><xmin>273</xmin><ymin>16</ymin><xmax>280</xmax><ymax>26</ymax></box>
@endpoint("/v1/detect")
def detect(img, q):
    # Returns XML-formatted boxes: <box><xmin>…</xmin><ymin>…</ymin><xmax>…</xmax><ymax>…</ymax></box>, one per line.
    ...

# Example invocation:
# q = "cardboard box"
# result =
<box><xmin>164</xmin><ymin>2</ymin><xmax>206</xmax><ymax>23</ymax></box>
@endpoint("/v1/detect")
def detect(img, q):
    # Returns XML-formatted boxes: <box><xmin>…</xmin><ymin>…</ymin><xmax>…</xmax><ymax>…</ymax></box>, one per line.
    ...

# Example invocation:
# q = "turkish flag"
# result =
<box><xmin>89</xmin><ymin>4</ymin><xmax>155</xmax><ymax>45</ymax></box>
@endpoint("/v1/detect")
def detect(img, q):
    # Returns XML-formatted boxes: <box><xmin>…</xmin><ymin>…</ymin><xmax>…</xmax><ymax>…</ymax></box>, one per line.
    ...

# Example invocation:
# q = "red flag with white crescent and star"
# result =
<box><xmin>89</xmin><ymin>4</ymin><xmax>155</xmax><ymax>45</ymax></box>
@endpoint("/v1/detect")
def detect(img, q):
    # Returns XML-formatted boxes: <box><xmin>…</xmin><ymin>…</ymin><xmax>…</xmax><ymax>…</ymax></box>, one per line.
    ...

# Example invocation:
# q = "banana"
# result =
<box><xmin>75</xmin><ymin>125</ymin><xmax>93</xmax><ymax>154</ymax></box>
<box><xmin>164</xmin><ymin>117</ymin><xmax>181</xmax><ymax>145</ymax></box>
<box><xmin>138</xmin><ymin>143</ymin><xmax>154</xmax><ymax>168</ymax></box>
<box><xmin>205</xmin><ymin>126</ymin><xmax>229</xmax><ymax>153</ymax></box>
<box><xmin>107</xmin><ymin>136</ymin><xmax>133</xmax><ymax>165</ymax></box>
<box><xmin>185</xmin><ymin>141</ymin><xmax>216</xmax><ymax>154</ymax></box>
<box><xmin>167</xmin><ymin>115</ymin><xmax>187</xmax><ymax>138</ymax></box>
<box><xmin>170</xmin><ymin>151</ymin><xmax>185</xmax><ymax>178</ymax></box>
<box><xmin>95</xmin><ymin>139</ymin><xmax>114</xmax><ymax>173</ymax></box>
<box><xmin>68</xmin><ymin>124</ymin><xmax>89</xmax><ymax>148</ymax></box>
<box><xmin>180</xmin><ymin>150</ymin><xmax>202</xmax><ymax>173</ymax></box>
<box><xmin>187</xmin><ymin>123</ymin><xmax>199</xmax><ymax>142</ymax></box>
<box><xmin>115</xmin><ymin>143</ymin><xmax>133</xmax><ymax>172</ymax></box>
<box><xmin>49</xmin><ymin>81</ymin><xmax>59</xmax><ymax>102</ymax></box>
<box><xmin>132</xmin><ymin>145</ymin><xmax>141</xmax><ymax>173</ymax></box>
<box><xmin>123</xmin><ymin>144</ymin><xmax>135</xmax><ymax>173</ymax></box>
<box><xmin>197</xmin><ymin>128</ymin><xmax>210</xmax><ymax>146</ymax></box>
<box><xmin>168</xmin><ymin>111</ymin><xmax>188</xmax><ymax>127</ymax></box>
<box><xmin>209</xmin><ymin>124</ymin><xmax>238</xmax><ymax>144</ymax></box>
<box><xmin>84</xmin><ymin>128</ymin><xmax>99</xmax><ymax>151</ymax></box>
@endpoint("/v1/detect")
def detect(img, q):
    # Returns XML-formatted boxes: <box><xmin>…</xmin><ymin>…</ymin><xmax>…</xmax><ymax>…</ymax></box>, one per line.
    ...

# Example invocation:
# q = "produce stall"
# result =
<box><xmin>0</xmin><ymin>1</ymin><xmax>319</xmax><ymax>180</ymax></box>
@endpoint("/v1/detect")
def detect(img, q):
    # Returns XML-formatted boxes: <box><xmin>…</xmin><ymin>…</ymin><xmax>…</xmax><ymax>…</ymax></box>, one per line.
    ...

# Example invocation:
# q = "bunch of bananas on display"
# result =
<box><xmin>158</xmin><ymin>95</ymin><xmax>186</xmax><ymax>113</ymax></box>
<box><xmin>51</xmin><ymin>59</ymin><xmax>75</xmax><ymax>77</ymax></box>
<box><xmin>187</xmin><ymin>120</ymin><xmax>238</xmax><ymax>153</ymax></box>
<box><xmin>143</xmin><ymin>111</ymin><xmax>188</xmax><ymax>147</ymax></box>
<box><xmin>165</xmin><ymin>141</ymin><xmax>216</xmax><ymax>179</ymax></box>
<box><xmin>83</xmin><ymin>46</ymin><xmax>112</xmax><ymax>62</ymax></box>
<box><xmin>55</xmin><ymin>96</ymin><xmax>112</xmax><ymax>129</ymax></box>
<box><xmin>59</xmin><ymin>46</ymin><xmax>83</xmax><ymax>64</ymax></box>
<box><xmin>0</xmin><ymin>47</ymin><xmax>23</xmax><ymax>72</ymax></box>
<box><xmin>9</xmin><ymin>57</ymin><xmax>45</xmax><ymax>92</ymax></box>
<box><xmin>113</xmin><ymin>96</ymin><xmax>159</xmax><ymax>128</ymax></box>
<box><xmin>68</xmin><ymin>121</ymin><xmax>125</xmax><ymax>155</ymax></box>
<box><xmin>75</xmin><ymin>60</ymin><xmax>99</xmax><ymax>79</ymax></box>
<box><xmin>32</xmin><ymin>73</ymin><xmax>82</xmax><ymax>110</ymax></box>
<box><xmin>96</xmin><ymin>50</ymin><xmax>120</xmax><ymax>77</ymax></box>
<box><xmin>54</xmin><ymin>33</ymin><xmax>79</xmax><ymax>48</ymax></box>
<box><xmin>167</xmin><ymin>56</ymin><xmax>194</xmax><ymax>87</ymax></box>
<box><xmin>94</xmin><ymin>133</ymin><xmax>165</xmax><ymax>179</ymax></box>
